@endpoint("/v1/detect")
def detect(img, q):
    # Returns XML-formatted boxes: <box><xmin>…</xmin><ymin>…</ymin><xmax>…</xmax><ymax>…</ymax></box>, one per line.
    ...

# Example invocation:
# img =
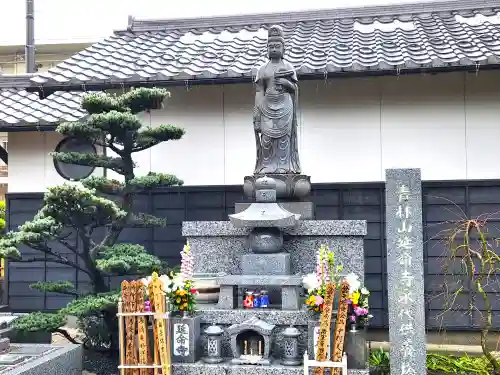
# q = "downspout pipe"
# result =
<box><xmin>25</xmin><ymin>0</ymin><xmax>36</xmax><ymax>73</ymax></box>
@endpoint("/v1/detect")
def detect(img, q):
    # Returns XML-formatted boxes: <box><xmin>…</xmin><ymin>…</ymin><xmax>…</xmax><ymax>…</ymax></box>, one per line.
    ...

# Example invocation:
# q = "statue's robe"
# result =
<box><xmin>253</xmin><ymin>60</ymin><xmax>301</xmax><ymax>174</ymax></box>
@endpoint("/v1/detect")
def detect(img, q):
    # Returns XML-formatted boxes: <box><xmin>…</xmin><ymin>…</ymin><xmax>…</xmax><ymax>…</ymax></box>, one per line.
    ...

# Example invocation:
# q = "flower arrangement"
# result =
<box><xmin>345</xmin><ymin>273</ymin><xmax>372</xmax><ymax>327</ymax></box>
<box><xmin>140</xmin><ymin>241</ymin><xmax>198</xmax><ymax>313</ymax></box>
<box><xmin>168</xmin><ymin>241</ymin><xmax>198</xmax><ymax>313</ymax></box>
<box><xmin>303</xmin><ymin>244</ymin><xmax>343</xmax><ymax>313</ymax></box>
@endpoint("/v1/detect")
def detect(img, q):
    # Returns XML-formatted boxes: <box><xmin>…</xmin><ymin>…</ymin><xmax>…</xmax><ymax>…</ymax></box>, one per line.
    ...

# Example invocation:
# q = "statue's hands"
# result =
<box><xmin>253</xmin><ymin>107</ymin><xmax>261</xmax><ymax>131</ymax></box>
<box><xmin>275</xmin><ymin>78</ymin><xmax>294</xmax><ymax>91</ymax></box>
<box><xmin>254</xmin><ymin>120</ymin><xmax>261</xmax><ymax>132</ymax></box>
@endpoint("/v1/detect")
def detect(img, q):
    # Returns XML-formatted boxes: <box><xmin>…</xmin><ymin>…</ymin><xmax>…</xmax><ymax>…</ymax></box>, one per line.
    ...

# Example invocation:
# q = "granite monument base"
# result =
<box><xmin>183</xmin><ymin>219</ymin><xmax>368</xmax><ymax>372</ymax></box>
<box><xmin>183</xmin><ymin>220</ymin><xmax>367</xmax><ymax>280</ymax></box>
<box><xmin>0</xmin><ymin>343</ymin><xmax>82</xmax><ymax>375</ymax></box>
<box><xmin>196</xmin><ymin>308</ymin><xmax>311</xmax><ymax>360</ymax></box>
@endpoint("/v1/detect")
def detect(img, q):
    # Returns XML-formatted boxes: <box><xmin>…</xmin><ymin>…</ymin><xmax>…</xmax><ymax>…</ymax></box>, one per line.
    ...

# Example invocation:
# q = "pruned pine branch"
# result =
<box><xmin>131</xmin><ymin>212</ymin><xmax>167</xmax><ymax>227</ymax></box>
<box><xmin>81</xmin><ymin>92</ymin><xmax>126</xmax><ymax>115</ymax></box>
<box><xmin>51</xmin><ymin>152</ymin><xmax>128</xmax><ymax>174</ymax></box>
<box><xmin>82</xmin><ymin>176</ymin><xmax>124</xmax><ymax>195</ymax></box>
<box><xmin>30</xmin><ymin>281</ymin><xmax>79</xmax><ymax>296</ymax></box>
<box><xmin>119</xmin><ymin>87</ymin><xmax>170</xmax><ymax>114</ymax></box>
<box><xmin>95</xmin><ymin>243</ymin><xmax>161</xmax><ymax>275</ymax></box>
<box><xmin>56</xmin><ymin>121</ymin><xmax>105</xmax><ymax>142</ymax></box>
<box><xmin>133</xmin><ymin>125</ymin><xmax>186</xmax><ymax>151</ymax></box>
<box><xmin>129</xmin><ymin>172</ymin><xmax>183</xmax><ymax>190</ymax></box>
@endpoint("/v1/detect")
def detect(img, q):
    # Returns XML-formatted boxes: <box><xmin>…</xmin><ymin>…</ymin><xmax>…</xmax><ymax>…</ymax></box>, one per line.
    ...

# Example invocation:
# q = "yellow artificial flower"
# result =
<box><xmin>351</xmin><ymin>291</ymin><xmax>360</xmax><ymax>305</ymax></box>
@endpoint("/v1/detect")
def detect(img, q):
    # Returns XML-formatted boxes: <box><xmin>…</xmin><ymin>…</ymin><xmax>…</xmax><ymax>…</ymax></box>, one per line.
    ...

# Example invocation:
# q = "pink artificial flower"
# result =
<box><xmin>350</xmin><ymin>315</ymin><xmax>356</xmax><ymax>322</ymax></box>
<box><xmin>314</xmin><ymin>295</ymin><xmax>324</xmax><ymax>306</ymax></box>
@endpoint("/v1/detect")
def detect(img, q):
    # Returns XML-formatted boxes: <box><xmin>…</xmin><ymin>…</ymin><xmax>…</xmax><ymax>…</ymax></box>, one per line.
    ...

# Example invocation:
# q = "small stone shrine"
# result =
<box><xmin>170</xmin><ymin>24</ymin><xmax>369</xmax><ymax>375</ymax></box>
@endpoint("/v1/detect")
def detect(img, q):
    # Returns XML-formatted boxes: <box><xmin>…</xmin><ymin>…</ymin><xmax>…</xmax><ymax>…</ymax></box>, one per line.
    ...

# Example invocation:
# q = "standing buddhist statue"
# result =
<box><xmin>253</xmin><ymin>25</ymin><xmax>301</xmax><ymax>175</ymax></box>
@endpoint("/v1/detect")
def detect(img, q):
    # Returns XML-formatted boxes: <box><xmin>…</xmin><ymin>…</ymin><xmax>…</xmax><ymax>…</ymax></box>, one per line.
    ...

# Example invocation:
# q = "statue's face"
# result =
<box><xmin>268</xmin><ymin>41</ymin><xmax>284</xmax><ymax>59</ymax></box>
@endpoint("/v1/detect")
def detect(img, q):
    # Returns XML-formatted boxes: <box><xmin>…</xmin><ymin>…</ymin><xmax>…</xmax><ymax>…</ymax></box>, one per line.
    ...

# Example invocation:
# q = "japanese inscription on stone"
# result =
<box><xmin>385</xmin><ymin>169</ymin><xmax>426</xmax><ymax>375</ymax></box>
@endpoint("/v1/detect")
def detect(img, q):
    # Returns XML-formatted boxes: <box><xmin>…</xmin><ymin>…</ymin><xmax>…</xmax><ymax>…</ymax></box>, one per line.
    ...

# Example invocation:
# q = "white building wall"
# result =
<box><xmin>7</xmin><ymin>70</ymin><xmax>500</xmax><ymax>193</ymax></box>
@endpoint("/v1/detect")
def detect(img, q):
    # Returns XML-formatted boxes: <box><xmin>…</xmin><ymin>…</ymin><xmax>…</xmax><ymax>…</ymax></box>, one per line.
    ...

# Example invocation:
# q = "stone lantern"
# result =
<box><xmin>281</xmin><ymin>325</ymin><xmax>301</xmax><ymax>366</ymax></box>
<box><xmin>202</xmin><ymin>325</ymin><xmax>224</xmax><ymax>364</ymax></box>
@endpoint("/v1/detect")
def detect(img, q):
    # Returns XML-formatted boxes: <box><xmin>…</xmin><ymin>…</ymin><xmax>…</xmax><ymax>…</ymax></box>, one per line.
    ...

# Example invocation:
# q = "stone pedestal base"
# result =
<box><xmin>171</xmin><ymin>315</ymin><xmax>201</xmax><ymax>363</ymax></box>
<box><xmin>217</xmin><ymin>275</ymin><xmax>301</xmax><ymax>310</ymax></box>
<box><xmin>183</xmin><ymin>220</ymin><xmax>367</xmax><ymax>278</ymax></box>
<box><xmin>345</xmin><ymin>327</ymin><xmax>368</xmax><ymax>369</ymax></box>
<box><xmin>235</xmin><ymin>202</ymin><xmax>315</xmax><ymax>220</ymax></box>
<box><xmin>243</xmin><ymin>174</ymin><xmax>311</xmax><ymax>200</ymax></box>
<box><xmin>241</xmin><ymin>253</ymin><xmax>290</xmax><ymax>275</ymax></box>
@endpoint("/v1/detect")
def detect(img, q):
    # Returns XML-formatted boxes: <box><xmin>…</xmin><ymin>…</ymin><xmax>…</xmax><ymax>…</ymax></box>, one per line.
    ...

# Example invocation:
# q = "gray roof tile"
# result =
<box><xmin>0</xmin><ymin>89</ymin><xmax>86</xmax><ymax>128</ymax></box>
<box><xmin>3</xmin><ymin>0</ymin><xmax>500</xmax><ymax>128</ymax></box>
<box><xmin>27</xmin><ymin>1</ymin><xmax>500</xmax><ymax>88</ymax></box>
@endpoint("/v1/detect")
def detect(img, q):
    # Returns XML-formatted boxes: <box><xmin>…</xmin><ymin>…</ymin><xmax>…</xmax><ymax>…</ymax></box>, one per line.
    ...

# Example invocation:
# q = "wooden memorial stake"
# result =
<box><xmin>151</xmin><ymin>274</ymin><xmax>171</xmax><ymax>375</ymax></box>
<box><xmin>122</xmin><ymin>281</ymin><xmax>138</xmax><ymax>375</ymax></box>
<box><xmin>313</xmin><ymin>283</ymin><xmax>336</xmax><ymax>375</ymax></box>
<box><xmin>148</xmin><ymin>281</ymin><xmax>160</xmax><ymax>375</ymax></box>
<box><xmin>136</xmin><ymin>281</ymin><xmax>152</xmax><ymax>375</ymax></box>
<box><xmin>331</xmin><ymin>281</ymin><xmax>350</xmax><ymax>375</ymax></box>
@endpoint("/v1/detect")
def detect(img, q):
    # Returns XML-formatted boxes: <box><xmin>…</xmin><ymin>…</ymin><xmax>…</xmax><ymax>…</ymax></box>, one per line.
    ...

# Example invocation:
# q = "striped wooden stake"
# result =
<box><xmin>331</xmin><ymin>281</ymin><xmax>350</xmax><ymax>375</ymax></box>
<box><xmin>148</xmin><ymin>281</ymin><xmax>160</xmax><ymax>375</ymax></box>
<box><xmin>136</xmin><ymin>282</ymin><xmax>152</xmax><ymax>375</ymax></box>
<box><xmin>121</xmin><ymin>281</ymin><xmax>137</xmax><ymax>375</ymax></box>
<box><xmin>313</xmin><ymin>283</ymin><xmax>336</xmax><ymax>375</ymax></box>
<box><xmin>151</xmin><ymin>274</ymin><xmax>170</xmax><ymax>375</ymax></box>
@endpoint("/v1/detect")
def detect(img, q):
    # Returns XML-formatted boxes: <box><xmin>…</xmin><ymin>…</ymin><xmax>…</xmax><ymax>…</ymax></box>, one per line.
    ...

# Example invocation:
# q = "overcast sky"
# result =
<box><xmin>0</xmin><ymin>0</ymin><xmax>432</xmax><ymax>45</ymax></box>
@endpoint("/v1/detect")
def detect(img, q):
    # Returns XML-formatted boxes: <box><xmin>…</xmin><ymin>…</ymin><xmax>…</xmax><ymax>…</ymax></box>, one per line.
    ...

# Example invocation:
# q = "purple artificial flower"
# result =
<box><xmin>144</xmin><ymin>300</ymin><xmax>151</xmax><ymax>312</ymax></box>
<box><xmin>350</xmin><ymin>315</ymin><xmax>356</xmax><ymax>322</ymax></box>
<box><xmin>314</xmin><ymin>295</ymin><xmax>324</xmax><ymax>306</ymax></box>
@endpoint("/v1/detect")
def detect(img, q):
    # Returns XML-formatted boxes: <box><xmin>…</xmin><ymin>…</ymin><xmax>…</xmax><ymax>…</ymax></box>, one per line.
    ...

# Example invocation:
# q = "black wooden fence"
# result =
<box><xmin>5</xmin><ymin>180</ymin><xmax>500</xmax><ymax>330</ymax></box>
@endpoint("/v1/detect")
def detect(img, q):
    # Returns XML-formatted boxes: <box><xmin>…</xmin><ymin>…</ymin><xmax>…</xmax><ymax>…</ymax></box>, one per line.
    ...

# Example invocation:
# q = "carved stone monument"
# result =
<box><xmin>385</xmin><ymin>168</ymin><xmax>426</xmax><ymax>375</ymax></box>
<box><xmin>242</xmin><ymin>25</ymin><xmax>311</xmax><ymax>204</ymax></box>
<box><xmin>172</xmin><ymin>24</ymin><xmax>369</xmax><ymax>375</ymax></box>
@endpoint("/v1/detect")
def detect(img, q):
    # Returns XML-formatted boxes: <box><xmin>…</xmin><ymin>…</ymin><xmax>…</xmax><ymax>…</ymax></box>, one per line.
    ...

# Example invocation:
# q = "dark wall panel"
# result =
<box><xmin>6</xmin><ymin>180</ymin><xmax>499</xmax><ymax>331</ymax></box>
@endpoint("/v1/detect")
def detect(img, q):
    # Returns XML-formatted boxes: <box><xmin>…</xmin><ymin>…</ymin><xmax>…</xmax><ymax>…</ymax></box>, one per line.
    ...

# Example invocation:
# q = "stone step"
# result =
<box><xmin>195</xmin><ymin>307</ymin><xmax>323</xmax><ymax>326</ymax></box>
<box><xmin>172</xmin><ymin>362</ymin><xmax>368</xmax><ymax>375</ymax></box>
<box><xmin>218</xmin><ymin>275</ymin><xmax>302</xmax><ymax>286</ymax></box>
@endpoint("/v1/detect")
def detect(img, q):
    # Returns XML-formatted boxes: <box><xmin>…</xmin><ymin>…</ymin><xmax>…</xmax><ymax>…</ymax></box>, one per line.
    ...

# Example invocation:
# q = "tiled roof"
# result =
<box><xmin>27</xmin><ymin>0</ymin><xmax>500</xmax><ymax>90</ymax></box>
<box><xmin>0</xmin><ymin>89</ymin><xmax>86</xmax><ymax>129</ymax></box>
<box><xmin>3</xmin><ymin>0</ymin><xmax>500</xmax><ymax>129</ymax></box>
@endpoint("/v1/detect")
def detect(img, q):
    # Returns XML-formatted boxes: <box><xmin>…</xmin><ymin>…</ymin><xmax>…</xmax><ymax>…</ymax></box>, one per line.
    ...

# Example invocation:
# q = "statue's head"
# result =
<box><xmin>267</xmin><ymin>25</ymin><xmax>285</xmax><ymax>59</ymax></box>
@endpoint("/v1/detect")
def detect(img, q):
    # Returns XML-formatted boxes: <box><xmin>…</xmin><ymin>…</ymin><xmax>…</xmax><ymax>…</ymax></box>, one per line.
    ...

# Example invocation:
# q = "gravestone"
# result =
<box><xmin>385</xmin><ymin>168</ymin><xmax>426</xmax><ymax>375</ymax></box>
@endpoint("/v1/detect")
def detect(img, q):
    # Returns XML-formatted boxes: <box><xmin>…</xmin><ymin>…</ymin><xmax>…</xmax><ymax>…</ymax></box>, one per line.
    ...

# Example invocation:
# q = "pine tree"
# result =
<box><xmin>0</xmin><ymin>88</ymin><xmax>184</xmax><ymax>349</ymax></box>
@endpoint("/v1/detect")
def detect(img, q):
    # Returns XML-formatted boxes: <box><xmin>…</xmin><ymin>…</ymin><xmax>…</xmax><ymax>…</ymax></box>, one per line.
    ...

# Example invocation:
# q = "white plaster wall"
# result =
<box><xmin>8</xmin><ymin>70</ymin><xmax>500</xmax><ymax>192</ymax></box>
<box><xmin>8</xmin><ymin>131</ymin><xmax>105</xmax><ymax>192</ymax></box>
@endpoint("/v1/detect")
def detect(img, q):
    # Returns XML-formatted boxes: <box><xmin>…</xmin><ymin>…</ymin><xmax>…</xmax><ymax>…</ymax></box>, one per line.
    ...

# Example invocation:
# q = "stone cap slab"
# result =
<box><xmin>182</xmin><ymin>220</ymin><xmax>367</xmax><ymax>237</ymax></box>
<box><xmin>217</xmin><ymin>275</ymin><xmax>302</xmax><ymax>286</ymax></box>
<box><xmin>196</xmin><ymin>308</ymin><xmax>321</xmax><ymax>326</ymax></box>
